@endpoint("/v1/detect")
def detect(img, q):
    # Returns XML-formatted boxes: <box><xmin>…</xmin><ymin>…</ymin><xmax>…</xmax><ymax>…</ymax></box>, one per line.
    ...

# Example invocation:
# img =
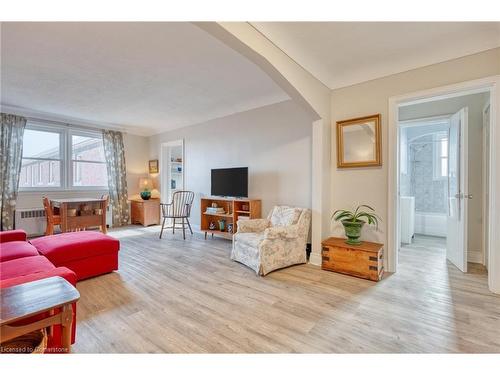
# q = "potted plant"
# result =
<box><xmin>332</xmin><ymin>205</ymin><xmax>380</xmax><ymax>245</ymax></box>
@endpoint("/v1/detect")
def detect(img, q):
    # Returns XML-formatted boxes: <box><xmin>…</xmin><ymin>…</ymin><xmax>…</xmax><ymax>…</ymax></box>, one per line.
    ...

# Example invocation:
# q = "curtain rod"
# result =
<box><xmin>24</xmin><ymin>116</ymin><xmax>127</xmax><ymax>134</ymax></box>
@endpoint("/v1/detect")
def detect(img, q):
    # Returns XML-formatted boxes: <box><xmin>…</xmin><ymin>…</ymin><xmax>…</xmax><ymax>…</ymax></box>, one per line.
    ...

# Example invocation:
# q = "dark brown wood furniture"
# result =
<box><xmin>131</xmin><ymin>198</ymin><xmax>160</xmax><ymax>227</ymax></box>
<box><xmin>50</xmin><ymin>197</ymin><xmax>108</xmax><ymax>233</ymax></box>
<box><xmin>0</xmin><ymin>276</ymin><xmax>80</xmax><ymax>353</ymax></box>
<box><xmin>321</xmin><ymin>237</ymin><xmax>384</xmax><ymax>281</ymax></box>
<box><xmin>200</xmin><ymin>197</ymin><xmax>261</xmax><ymax>240</ymax></box>
<box><xmin>159</xmin><ymin>191</ymin><xmax>195</xmax><ymax>240</ymax></box>
<box><xmin>42</xmin><ymin>197</ymin><xmax>61</xmax><ymax>235</ymax></box>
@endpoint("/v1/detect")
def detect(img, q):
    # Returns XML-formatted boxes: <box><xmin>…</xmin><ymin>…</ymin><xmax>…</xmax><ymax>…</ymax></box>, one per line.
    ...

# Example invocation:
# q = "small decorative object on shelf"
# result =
<box><xmin>205</xmin><ymin>206</ymin><xmax>225</xmax><ymax>215</ymax></box>
<box><xmin>331</xmin><ymin>205</ymin><xmax>380</xmax><ymax>245</ymax></box>
<box><xmin>218</xmin><ymin>219</ymin><xmax>226</xmax><ymax>232</ymax></box>
<box><xmin>241</xmin><ymin>204</ymin><xmax>249</xmax><ymax>211</ymax></box>
<box><xmin>227</xmin><ymin>223</ymin><xmax>233</xmax><ymax>233</ymax></box>
<box><xmin>209</xmin><ymin>221</ymin><xmax>216</xmax><ymax>230</ymax></box>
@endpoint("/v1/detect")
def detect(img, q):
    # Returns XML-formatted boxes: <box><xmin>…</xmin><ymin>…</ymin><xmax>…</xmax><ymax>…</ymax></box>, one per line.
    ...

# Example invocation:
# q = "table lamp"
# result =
<box><xmin>139</xmin><ymin>177</ymin><xmax>153</xmax><ymax>200</ymax></box>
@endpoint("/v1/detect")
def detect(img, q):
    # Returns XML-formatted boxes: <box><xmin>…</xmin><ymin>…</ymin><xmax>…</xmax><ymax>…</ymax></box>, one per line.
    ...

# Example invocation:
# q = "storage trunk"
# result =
<box><xmin>321</xmin><ymin>237</ymin><xmax>384</xmax><ymax>281</ymax></box>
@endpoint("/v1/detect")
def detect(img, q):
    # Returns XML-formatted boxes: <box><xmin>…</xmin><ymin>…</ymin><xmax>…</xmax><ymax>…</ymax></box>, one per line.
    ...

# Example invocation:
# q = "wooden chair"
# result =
<box><xmin>100</xmin><ymin>194</ymin><xmax>109</xmax><ymax>234</ymax></box>
<box><xmin>42</xmin><ymin>197</ymin><xmax>61</xmax><ymax>236</ymax></box>
<box><xmin>159</xmin><ymin>191</ymin><xmax>195</xmax><ymax>240</ymax></box>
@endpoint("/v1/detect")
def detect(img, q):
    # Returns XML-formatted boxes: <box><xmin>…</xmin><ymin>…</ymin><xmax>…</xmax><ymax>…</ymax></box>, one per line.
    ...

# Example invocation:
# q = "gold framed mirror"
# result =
<box><xmin>336</xmin><ymin>114</ymin><xmax>381</xmax><ymax>168</ymax></box>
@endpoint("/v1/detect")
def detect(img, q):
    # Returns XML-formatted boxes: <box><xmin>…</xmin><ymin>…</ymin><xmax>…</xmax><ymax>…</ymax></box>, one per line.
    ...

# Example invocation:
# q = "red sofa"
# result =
<box><xmin>0</xmin><ymin>229</ymin><xmax>120</xmax><ymax>350</ymax></box>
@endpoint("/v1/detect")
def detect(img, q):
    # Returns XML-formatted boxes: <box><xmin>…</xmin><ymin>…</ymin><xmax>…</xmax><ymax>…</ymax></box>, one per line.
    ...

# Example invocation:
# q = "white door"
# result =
<box><xmin>446</xmin><ymin>107</ymin><xmax>468</xmax><ymax>272</ymax></box>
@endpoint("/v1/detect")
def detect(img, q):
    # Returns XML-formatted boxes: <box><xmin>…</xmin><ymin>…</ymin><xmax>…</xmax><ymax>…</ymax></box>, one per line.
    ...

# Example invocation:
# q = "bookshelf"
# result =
<box><xmin>200</xmin><ymin>197</ymin><xmax>261</xmax><ymax>240</ymax></box>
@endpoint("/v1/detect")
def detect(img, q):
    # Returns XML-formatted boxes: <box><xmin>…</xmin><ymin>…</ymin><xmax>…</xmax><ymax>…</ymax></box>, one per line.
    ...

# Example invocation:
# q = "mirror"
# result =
<box><xmin>336</xmin><ymin>114</ymin><xmax>381</xmax><ymax>168</ymax></box>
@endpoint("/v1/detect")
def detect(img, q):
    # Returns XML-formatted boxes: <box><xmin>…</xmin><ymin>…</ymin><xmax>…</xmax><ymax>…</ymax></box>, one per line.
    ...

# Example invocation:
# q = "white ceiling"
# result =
<box><xmin>1</xmin><ymin>22</ymin><xmax>289</xmax><ymax>136</ymax></box>
<box><xmin>251</xmin><ymin>22</ymin><xmax>500</xmax><ymax>89</ymax></box>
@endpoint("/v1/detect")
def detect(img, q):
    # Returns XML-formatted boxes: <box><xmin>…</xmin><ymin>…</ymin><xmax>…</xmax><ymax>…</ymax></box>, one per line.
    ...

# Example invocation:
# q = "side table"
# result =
<box><xmin>0</xmin><ymin>276</ymin><xmax>80</xmax><ymax>353</ymax></box>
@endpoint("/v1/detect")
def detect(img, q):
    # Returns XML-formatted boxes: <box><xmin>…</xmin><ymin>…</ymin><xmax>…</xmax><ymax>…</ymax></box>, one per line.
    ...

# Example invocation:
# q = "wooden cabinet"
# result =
<box><xmin>130</xmin><ymin>198</ymin><xmax>160</xmax><ymax>227</ymax></box>
<box><xmin>321</xmin><ymin>237</ymin><xmax>384</xmax><ymax>281</ymax></box>
<box><xmin>200</xmin><ymin>197</ymin><xmax>261</xmax><ymax>240</ymax></box>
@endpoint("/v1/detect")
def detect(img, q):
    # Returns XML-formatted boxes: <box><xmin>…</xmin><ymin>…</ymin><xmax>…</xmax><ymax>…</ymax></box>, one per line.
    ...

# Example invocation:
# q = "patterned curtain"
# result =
<box><xmin>102</xmin><ymin>130</ymin><xmax>130</xmax><ymax>226</ymax></box>
<box><xmin>0</xmin><ymin>113</ymin><xmax>27</xmax><ymax>230</ymax></box>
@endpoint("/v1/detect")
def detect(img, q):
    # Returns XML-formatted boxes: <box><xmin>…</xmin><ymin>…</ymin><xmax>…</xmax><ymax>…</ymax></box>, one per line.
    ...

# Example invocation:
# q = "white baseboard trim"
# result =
<box><xmin>309</xmin><ymin>252</ymin><xmax>322</xmax><ymax>266</ymax></box>
<box><xmin>468</xmin><ymin>249</ymin><xmax>483</xmax><ymax>264</ymax></box>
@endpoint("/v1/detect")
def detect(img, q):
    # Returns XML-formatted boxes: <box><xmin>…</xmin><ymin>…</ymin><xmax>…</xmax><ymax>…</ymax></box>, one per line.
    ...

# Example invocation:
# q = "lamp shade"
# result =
<box><xmin>139</xmin><ymin>177</ymin><xmax>153</xmax><ymax>191</ymax></box>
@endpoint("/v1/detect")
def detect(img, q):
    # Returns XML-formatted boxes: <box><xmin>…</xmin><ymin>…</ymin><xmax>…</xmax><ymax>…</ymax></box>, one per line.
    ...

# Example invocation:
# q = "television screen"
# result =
<box><xmin>211</xmin><ymin>167</ymin><xmax>248</xmax><ymax>197</ymax></box>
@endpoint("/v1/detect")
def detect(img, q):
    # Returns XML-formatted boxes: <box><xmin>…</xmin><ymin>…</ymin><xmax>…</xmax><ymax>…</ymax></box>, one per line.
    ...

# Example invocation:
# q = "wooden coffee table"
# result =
<box><xmin>0</xmin><ymin>276</ymin><xmax>80</xmax><ymax>353</ymax></box>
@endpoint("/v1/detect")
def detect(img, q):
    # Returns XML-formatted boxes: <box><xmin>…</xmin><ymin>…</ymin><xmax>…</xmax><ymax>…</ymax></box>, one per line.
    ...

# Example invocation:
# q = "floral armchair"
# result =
<box><xmin>231</xmin><ymin>206</ymin><xmax>311</xmax><ymax>275</ymax></box>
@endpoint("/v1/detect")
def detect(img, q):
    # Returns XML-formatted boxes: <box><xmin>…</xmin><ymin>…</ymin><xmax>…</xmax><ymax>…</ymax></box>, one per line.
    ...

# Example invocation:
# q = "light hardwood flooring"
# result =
<box><xmin>73</xmin><ymin>227</ymin><xmax>500</xmax><ymax>353</ymax></box>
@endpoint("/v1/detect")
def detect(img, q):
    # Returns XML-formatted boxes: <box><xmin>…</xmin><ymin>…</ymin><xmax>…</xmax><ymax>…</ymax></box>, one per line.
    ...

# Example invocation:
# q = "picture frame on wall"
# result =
<box><xmin>336</xmin><ymin>114</ymin><xmax>382</xmax><ymax>168</ymax></box>
<box><xmin>149</xmin><ymin>159</ymin><xmax>159</xmax><ymax>173</ymax></box>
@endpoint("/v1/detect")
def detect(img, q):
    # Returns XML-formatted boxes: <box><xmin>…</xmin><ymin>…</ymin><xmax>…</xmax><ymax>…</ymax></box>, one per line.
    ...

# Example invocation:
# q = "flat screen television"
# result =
<box><xmin>211</xmin><ymin>167</ymin><xmax>248</xmax><ymax>197</ymax></box>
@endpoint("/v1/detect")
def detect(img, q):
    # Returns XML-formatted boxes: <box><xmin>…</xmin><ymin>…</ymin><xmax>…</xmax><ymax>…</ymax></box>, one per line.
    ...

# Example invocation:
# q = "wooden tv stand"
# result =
<box><xmin>200</xmin><ymin>197</ymin><xmax>261</xmax><ymax>240</ymax></box>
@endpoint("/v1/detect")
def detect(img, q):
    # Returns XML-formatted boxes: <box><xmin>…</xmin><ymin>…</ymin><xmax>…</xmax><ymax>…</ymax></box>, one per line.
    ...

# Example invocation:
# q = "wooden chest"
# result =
<box><xmin>321</xmin><ymin>237</ymin><xmax>384</xmax><ymax>281</ymax></box>
<box><xmin>130</xmin><ymin>198</ymin><xmax>160</xmax><ymax>227</ymax></box>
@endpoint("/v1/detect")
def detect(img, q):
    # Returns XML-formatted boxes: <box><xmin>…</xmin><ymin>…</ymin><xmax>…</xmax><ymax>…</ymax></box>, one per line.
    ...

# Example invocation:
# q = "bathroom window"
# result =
<box><xmin>433</xmin><ymin>132</ymin><xmax>448</xmax><ymax>180</ymax></box>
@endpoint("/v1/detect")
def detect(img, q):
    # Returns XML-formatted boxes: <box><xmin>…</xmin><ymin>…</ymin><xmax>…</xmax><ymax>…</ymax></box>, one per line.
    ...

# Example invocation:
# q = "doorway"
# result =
<box><xmin>397</xmin><ymin>91</ymin><xmax>491</xmax><ymax>273</ymax></box>
<box><xmin>160</xmin><ymin>140</ymin><xmax>185</xmax><ymax>204</ymax></box>
<box><xmin>387</xmin><ymin>76</ymin><xmax>500</xmax><ymax>293</ymax></box>
<box><xmin>399</xmin><ymin>116</ymin><xmax>451</xmax><ymax>267</ymax></box>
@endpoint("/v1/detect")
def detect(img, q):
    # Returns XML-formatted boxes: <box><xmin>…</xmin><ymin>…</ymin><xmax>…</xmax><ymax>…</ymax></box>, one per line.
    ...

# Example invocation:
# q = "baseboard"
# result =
<box><xmin>468</xmin><ymin>249</ymin><xmax>483</xmax><ymax>264</ymax></box>
<box><xmin>309</xmin><ymin>252</ymin><xmax>322</xmax><ymax>266</ymax></box>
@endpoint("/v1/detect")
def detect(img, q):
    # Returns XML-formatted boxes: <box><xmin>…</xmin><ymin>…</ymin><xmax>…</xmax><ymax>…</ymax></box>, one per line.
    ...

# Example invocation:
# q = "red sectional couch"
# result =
<box><xmin>0</xmin><ymin>229</ymin><xmax>120</xmax><ymax>350</ymax></box>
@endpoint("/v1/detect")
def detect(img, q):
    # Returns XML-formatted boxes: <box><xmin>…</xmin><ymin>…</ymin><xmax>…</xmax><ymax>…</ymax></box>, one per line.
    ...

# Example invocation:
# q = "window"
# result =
<box><xmin>20</xmin><ymin>128</ymin><xmax>62</xmax><ymax>188</ymax></box>
<box><xmin>20</xmin><ymin>123</ymin><xmax>108</xmax><ymax>191</ymax></box>
<box><xmin>71</xmin><ymin>134</ymin><xmax>108</xmax><ymax>187</ymax></box>
<box><xmin>433</xmin><ymin>132</ymin><xmax>448</xmax><ymax>180</ymax></box>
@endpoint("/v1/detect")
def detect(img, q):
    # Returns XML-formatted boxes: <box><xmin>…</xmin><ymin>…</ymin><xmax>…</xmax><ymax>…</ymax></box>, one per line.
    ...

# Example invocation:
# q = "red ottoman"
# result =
<box><xmin>30</xmin><ymin>231</ymin><xmax>120</xmax><ymax>281</ymax></box>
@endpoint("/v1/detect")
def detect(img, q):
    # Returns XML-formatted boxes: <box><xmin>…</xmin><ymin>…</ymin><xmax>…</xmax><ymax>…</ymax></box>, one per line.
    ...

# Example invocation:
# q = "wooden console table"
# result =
<box><xmin>51</xmin><ymin>197</ymin><xmax>108</xmax><ymax>233</ymax></box>
<box><xmin>321</xmin><ymin>237</ymin><xmax>384</xmax><ymax>281</ymax></box>
<box><xmin>0</xmin><ymin>276</ymin><xmax>80</xmax><ymax>353</ymax></box>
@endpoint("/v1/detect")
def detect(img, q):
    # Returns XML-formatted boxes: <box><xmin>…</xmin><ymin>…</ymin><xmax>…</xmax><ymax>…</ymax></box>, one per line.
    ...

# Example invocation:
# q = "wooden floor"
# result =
<box><xmin>73</xmin><ymin>228</ymin><xmax>500</xmax><ymax>353</ymax></box>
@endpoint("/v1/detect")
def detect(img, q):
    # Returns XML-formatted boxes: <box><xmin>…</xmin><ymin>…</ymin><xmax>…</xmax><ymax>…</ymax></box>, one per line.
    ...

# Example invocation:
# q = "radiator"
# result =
<box><xmin>15</xmin><ymin>208</ymin><xmax>46</xmax><ymax>236</ymax></box>
<box><xmin>15</xmin><ymin>204</ymin><xmax>114</xmax><ymax>236</ymax></box>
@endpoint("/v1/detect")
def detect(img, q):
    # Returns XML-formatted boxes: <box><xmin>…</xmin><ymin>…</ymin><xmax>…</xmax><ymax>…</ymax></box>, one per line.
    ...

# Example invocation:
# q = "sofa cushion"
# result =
<box><xmin>0</xmin><ymin>267</ymin><xmax>77</xmax><ymax>288</ymax></box>
<box><xmin>0</xmin><ymin>229</ymin><xmax>27</xmax><ymax>243</ymax></box>
<box><xmin>30</xmin><ymin>231</ymin><xmax>120</xmax><ymax>266</ymax></box>
<box><xmin>269</xmin><ymin>206</ymin><xmax>301</xmax><ymax>227</ymax></box>
<box><xmin>0</xmin><ymin>241</ymin><xmax>40</xmax><ymax>263</ymax></box>
<box><xmin>0</xmin><ymin>256</ymin><xmax>55</xmax><ymax>281</ymax></box>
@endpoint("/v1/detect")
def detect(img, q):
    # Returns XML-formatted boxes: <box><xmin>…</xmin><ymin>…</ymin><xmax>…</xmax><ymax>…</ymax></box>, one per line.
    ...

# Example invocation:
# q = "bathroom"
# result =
<box><xmin>398</xmin><ymin>91</ymin><xmax>490</xmax><ymax>267</ymax></box>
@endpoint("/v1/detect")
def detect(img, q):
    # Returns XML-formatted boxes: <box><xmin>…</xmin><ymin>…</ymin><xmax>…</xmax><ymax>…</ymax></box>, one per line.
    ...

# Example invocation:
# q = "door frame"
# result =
<box><xmin>483</xmin><ymin>102</ymin><xmax>491</xmax><ymax>268</ymax></box>
<box><xmin>387</xmin><ymin>75</ymin><xmax>500</xmax><ymax>294</ymax></box>
<box><xmin>159</xmin><ymin>139</ymin><xmax>185</xmax><ymax>203</ymax></box>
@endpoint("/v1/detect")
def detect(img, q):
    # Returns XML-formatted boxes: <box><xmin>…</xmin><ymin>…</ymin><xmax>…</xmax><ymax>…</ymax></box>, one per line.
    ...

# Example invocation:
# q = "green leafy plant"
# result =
<box><xmin>332</xmin><ymin>205</ymin><xmax>380</xmax><ymax>229</ymax></box>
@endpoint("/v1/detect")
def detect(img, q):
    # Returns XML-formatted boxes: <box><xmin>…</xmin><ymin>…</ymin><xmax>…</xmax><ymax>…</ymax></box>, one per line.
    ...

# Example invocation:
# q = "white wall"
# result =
<box><xmin>329</xmin><ymin>48</ymin><xmax>500</xmax><ymax>248</ymax></box>
<box><xmin>17</xmin><ymin>132</ymin><xmax>150</xmax><ymax>210</ymax></box>
<box><xmin>149</xmin><ymin>100</ymin><xmax>313</xmax><ymax>227</ymax></box>
<box><xmin>399</xmin><ymin>92</ymin><xmax>490</xmax><ymax>263</ymax></box>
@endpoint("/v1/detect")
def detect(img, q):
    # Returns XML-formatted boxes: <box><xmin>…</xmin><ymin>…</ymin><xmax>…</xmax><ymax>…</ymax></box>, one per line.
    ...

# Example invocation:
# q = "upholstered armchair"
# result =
<box><xmin>231</xmin><ymin>206</ymin><xmax>311</xmax><ymax>276</ymax></box>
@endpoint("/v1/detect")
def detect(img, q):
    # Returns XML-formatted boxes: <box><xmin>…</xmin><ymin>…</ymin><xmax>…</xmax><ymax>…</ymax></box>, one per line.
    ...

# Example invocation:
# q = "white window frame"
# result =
<box><xmin>20</xmin><ymin>122</ymin><xmax>108</xmax><ymax>192</ymax></box>
<box><xmin>69</xmin><ymin>129</ymin><xmax>108</xmax><ymax>189</ymax></box>
<box><xmin>433</xmin><ymin>132</ymin><xmax>449</xmax><ymax>181</ymax></box>
<box><xmin>20</xmin><ymin>123</ymin><xmax>64</xmax><ymax>192</ymax></box>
